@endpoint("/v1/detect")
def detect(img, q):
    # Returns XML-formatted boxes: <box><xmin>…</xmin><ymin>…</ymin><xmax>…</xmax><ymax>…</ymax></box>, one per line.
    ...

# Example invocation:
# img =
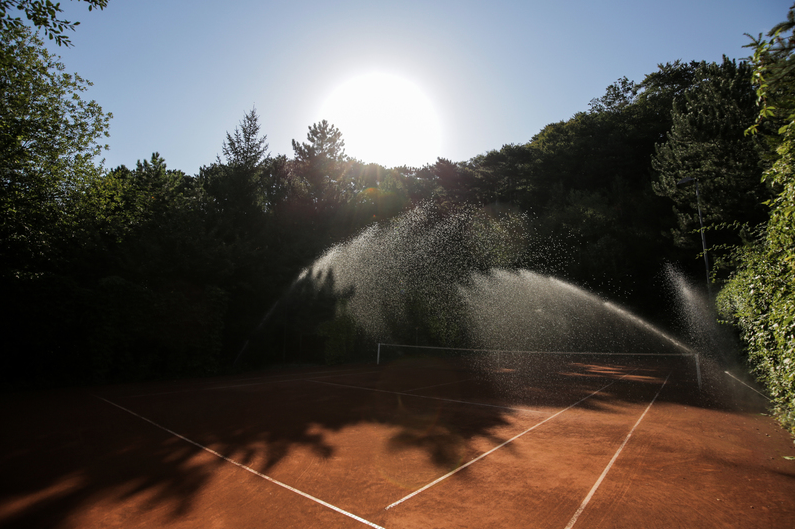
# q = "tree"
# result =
<box><xmin>416</xmin><ymin>157</ymin><xmax>481</xmax><ymax>208</ymax></box>
<box><xmin>636</xmin><ymin>61</ymin><xmax>700</xmax><ymax>116</ymax></box>
<box><xmin>91</xmin><ymin>154</ymin><xmax>207</xmax><ymax>280</ymax></box>
<box><xmin>197</xmin><ymin>112</ymin><xmax>299</xmax><ymax>362</ymax></box>
<box><xmin>467</xmin><ymin>143</ymin><xmax>534</xmax><ymax>206</ymax></box>
<box><xmin>588</xmin><ymin>76</ymin><xmax>639</xmax><ymax>114</ymax></box>
<box><xmin>292</xmin><ymin>119</ymin><xmax>346</xmax><ymax>163</ymax></box>
<box><xmin>0</xmin><ymin>25</ymin><xmax>111</xmax><ymax>278</ymax></box>
<box><xmin>462</xmin><ymin>68</ymin><xmax>701</xmax><ymax>312</ymax></box>
<box><xmin>652</xmin><ymin>58</ymin><xmax>769</xmax><ymax>263</ymax></box>
<box><xmin>291</xmin><ymin>119</ymin><xmax>347</xmax><ymax>201</ymax></box>
<box><xmin>221</xmin><ymin>107</ymin><xmax>269</xmax><ymax>170</ymax></box>
<box><xmin>44</xmin><ymin>153</ymin><xmax>226</xmax><ymax>383</ymax></box>
<box><xmin>745</xmin><ymin>5</ymin><xmax>795</xmax><ymax>137</ymax></box>
<box><xmin>0</xmin><ymin>0</ymin><xmax>107</xmax><ymax>47</ymax></box>
<box><xmin>202</xmin><ymin>107</ymin><xmax>290</xmax><ymax>217</ymax></box>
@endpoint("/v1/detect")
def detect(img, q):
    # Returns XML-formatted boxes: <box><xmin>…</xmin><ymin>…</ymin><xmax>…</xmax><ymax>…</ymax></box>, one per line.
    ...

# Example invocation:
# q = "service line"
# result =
<box><xmin>563</xmin><ymin>372</ymin><xmax>671</xmax><ymax>529</ymax></box>
<box><xmin>384</xmin><ymin>373</ymin><xmax>632</xmax><ymax>511</ymax></box>
<box><xmin>310</xmin><ymin>379</ymin><xmax>548</xmax><ymax>414</ymax></box>
<box><xmin>95</xmin><ymin>396</ymin><xmax>385</xmax><ymax>529</ymax></box>
<box><xmin>403</xmin><ymin>378</ymin><xmax>475</xmax><ymax>393</ymax></box>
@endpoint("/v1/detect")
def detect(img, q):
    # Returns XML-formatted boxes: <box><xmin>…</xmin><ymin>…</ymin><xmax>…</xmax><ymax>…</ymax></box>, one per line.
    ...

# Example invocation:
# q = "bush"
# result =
<box><xmin>718</xmin><ymin>122</ymin><xmax>795</xmax><ymax>435</ymax></box>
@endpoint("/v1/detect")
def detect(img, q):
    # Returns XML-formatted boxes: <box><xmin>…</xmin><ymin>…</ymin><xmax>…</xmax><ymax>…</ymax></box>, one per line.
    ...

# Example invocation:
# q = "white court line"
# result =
<box><xmin>95</xmin><ymin>396</ymin><xmax>385</xmax><ymax>529</ymax></box>
<box><xmin>723</xmin><ymin>371</ymin><xmax>771</xmax><ymax>401</ymax></box>
<box><xmin>563</xmin><ymin>372</ymin><xmax>671</xmax><ymax>529</ymax></box>
<box><xmin>123</xmin><ymin>368</ymin><xmax>381</xmax><ymax>397</ymax></box>
<box><xmin>310</xmin><ymin>379</ymin><xmax>547</xmax><ymax>414</ymax></box>
<box><xmin>187</xmin><ymin>369</ymin><xmax>366</xmax><ymax>385</ymax></box>
<box><xmin>208</xmin><ymin>369</ymin><xmax>383</xmax><ymax>391</ymax></box>
<box><xmin>121</xmin><ymin>368</ymin><xmax>382</xmax><ymax>398</ymax></box>
<box><xmin>384</xmin><ymin>374</ymin><xmax>630</xmax><ymax>511</ymax></box>
<box><xmin>404</xmin><ymin>379</ymin><xmax>474</xmax><ymax>393</ymax></box>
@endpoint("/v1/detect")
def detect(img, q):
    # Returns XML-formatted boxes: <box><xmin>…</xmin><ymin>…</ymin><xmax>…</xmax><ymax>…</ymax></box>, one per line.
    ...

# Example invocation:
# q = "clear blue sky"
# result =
<box><xmin>48</xmin><ymin>0</ymin><xmax>790</xmax><ymax>174</ymax></box>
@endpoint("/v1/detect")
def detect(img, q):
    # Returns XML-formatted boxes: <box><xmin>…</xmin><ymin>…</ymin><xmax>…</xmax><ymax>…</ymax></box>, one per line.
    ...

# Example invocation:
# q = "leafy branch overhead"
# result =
<box><xmin>744</xmin><ymin>5</ymin><xmax>795</xmax><ymax>134</ymax></box>
<box><xmin>0</xmin><ymin>0</ymin><xmax>107</xmax><ymax>46</ymax></box>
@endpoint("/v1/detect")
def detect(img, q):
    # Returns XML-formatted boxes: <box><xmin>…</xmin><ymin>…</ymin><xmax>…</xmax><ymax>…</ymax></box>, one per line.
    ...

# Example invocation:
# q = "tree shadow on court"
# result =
<box><xmin>0</xmin><ymin>352</ymin><xmax>773</xmax><ymax>527</ymax></box>
<box><xmin>0</xmin><ymin>365</ymin><xmax>530</xmax><ymax>527</ymax></box>
<box><xmin>0</xmin><ymin>390</ymin><xmax>221</xmax><ymax>528</ymax></box>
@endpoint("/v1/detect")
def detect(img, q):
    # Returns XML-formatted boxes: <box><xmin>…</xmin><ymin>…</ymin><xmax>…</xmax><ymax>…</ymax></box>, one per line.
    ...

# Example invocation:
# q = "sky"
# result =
<box><xmin>45</xmin><ymin>0</ymin><xmax>791</xmax><ymax>174</ymax></box>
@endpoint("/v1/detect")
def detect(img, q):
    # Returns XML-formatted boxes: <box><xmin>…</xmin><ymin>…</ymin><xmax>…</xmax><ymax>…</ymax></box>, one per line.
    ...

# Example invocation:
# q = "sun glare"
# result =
<box><xmin>320</xmin><ymin>73</ymin><xmax>442</xmax><ymax>168</ymax></box>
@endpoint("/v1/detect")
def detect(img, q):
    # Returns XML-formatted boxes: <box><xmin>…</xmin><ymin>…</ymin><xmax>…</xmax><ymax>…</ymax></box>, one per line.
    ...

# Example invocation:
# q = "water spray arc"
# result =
<box><xmin>242</xmin><ymin>203</ymin><xmax>707</xmax><ymax>394</ymax></box>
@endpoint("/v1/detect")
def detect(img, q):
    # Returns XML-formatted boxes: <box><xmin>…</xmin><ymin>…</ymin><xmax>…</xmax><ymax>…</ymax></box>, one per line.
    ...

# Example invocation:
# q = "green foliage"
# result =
<box><xmin>291</xmin><ymin>119</ymin><xmax>347</xmax><ymax>201</ymax></box>
<box><xmin>86</xmin><ymin>277</ymin><xmax>227</xmax><ymax>382</ymax></box>
<box><xmin>588</xmin><ymin>76</ymin><xmax>639</xmax><ymax>114</ymax></box>
<box><xmin>221</xmin><ymin>107</ymin><xmax>269</xmax><ymax>170</ymax></box>
<box><xmin>329</xmin><ymin>164</ymin><xmax>412</xmax><ymax>237</ymax></box>
<box><xmin>1</xmin><ymin>272</ymin><xmax>227</xmax><ymax>387</ymax></box>
<box><xmin>727</xmin><ymin>119</ymin><xmax>795</xmax><ymax>428</ymax></box>
<box><xmin>745</xmin><ymin>6</ymin><xmax>795</xmax><ymax>135</ymax></box>
<box><xmin>718</xmin><ymin>4</ymin><xmax>795</xmax><ymax>435</ymax></box>
<box><xmin>91</xmin><ymin>155</ymin><xmax>212</xmax><ymax>284</ymax></box>
<box><xmin>0</xmin><ymin>28</ymin><xmax>227</xmax><ymax>386</ymax></box>
<box><xmin>0</xmin><ymin>25</ymin><xmax>110</xmax><ymax>278</ymax></box>
<box><xmin>0</xmin><ymin>0</ymin><xmax>106</xmax><ymax>46</ymax></box>
<box><xmin>717</xmin><ymin>228</ymin><xmax>795</xmax><ymax>432</ymax></box>
<box><xmin>8</xmin><ymin>9</ymin><xmax>794</xmax><ymax>395</ymax></box>
<box><xmin>652</xmin><ymin>58</ymin><xmax>769</xmax><ymax>261</ymax></box>
<box><xmin>461</xmin><ymin>70</ymin><xmax>700</xmax><ymax>309</ymax></box>
<box><xmin>318</xmin><ymin>309</ymin><xmax>357</xmax><ymax>365</ymax></box>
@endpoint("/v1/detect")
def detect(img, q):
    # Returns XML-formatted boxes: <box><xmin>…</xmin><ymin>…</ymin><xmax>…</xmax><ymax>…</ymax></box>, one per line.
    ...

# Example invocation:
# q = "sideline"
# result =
<box><xmin>94</xmin><ymin>395</ymin><xmax>385</xmax><ymax>529</ymax></box>
<box><xmin>723</xmin><ymin>371</ymin><xmax>771</xmax><ymax>401</ymax></box>
<box><xmin>563</xmin><ymin>372</ymin><xmax>671</xmax><ymax>529</ymax></box>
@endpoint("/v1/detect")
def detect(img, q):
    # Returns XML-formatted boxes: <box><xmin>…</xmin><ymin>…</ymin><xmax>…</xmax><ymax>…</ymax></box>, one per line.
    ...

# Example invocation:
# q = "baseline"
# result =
<box><xmin>563</xmin><ymin>372</ymin><xmax>671</xmax><ymax>529</ymax></box>
<box><xmin>94</xmin><ymin>395</ymin><xmax>385</xmax><ymax>529</ymax></box>
<box><xmin>122</xmin><ymin>368</ymin><xmax>382</xmax><ymax>398</ymax></box>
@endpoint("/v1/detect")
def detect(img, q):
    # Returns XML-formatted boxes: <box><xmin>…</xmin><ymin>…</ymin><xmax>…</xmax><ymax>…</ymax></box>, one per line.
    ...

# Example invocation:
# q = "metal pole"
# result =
<box><xmin>694</xmin><ymin>179</ymin><xmax>712</xmax><ymax>299</ymax></box>
<box><xmin>677</xmin><ymin>176</ymin><xmax>712</xmax><ymax>299</ymax></box>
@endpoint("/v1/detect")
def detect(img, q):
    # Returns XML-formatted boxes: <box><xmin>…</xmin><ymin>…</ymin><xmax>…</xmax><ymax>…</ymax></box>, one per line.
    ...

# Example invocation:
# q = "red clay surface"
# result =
<box><xmin>1</xmin><ymin>356</ymin><xmax>794</xmax><ymax>528</ymax></box>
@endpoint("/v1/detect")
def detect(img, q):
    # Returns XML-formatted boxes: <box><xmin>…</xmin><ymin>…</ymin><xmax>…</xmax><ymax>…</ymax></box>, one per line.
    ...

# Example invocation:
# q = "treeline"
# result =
<box><xmin>1</xmin><ymin>3</ymin><xmax>791</xmax><ymax>426</ymax></box>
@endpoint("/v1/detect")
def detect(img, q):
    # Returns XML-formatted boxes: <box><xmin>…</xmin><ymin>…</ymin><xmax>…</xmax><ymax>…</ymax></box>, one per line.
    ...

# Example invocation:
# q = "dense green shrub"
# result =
<box><xmin>717</xmin><ymin>6</ymin><xmax>795</xmax><ymax>434</ymax></box>
<box><xmin>718</xmin><ymin>123</ymin><xmax>795</xmax><ymax>434</ymax></box>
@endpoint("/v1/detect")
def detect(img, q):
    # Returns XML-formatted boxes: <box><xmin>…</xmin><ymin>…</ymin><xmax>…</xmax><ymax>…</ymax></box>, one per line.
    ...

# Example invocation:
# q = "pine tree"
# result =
<box><xmin>652</xmin><ymin>58</ymin><xmax>769</xmax><ymax>257</ymax></box>
<box><xmin>221</xmin><ymin>107</ymin><xmax>269</xmax><ymax>170</ymax></box>
<box><xmin>291</xmin><ymin>119</ymin><xmax>347</xmax><ymax>199</ymax></box>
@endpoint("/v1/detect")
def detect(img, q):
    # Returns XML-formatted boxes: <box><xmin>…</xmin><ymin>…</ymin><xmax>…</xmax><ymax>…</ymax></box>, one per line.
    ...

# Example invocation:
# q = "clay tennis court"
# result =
<box><xmin>2</xmin><ymin>351</ymin><xmax>794</xmax><ymax>528</ymax></box>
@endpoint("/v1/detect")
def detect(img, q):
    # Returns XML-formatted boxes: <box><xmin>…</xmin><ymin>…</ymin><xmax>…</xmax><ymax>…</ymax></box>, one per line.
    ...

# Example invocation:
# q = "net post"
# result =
<box><xmin>377</xmin><ymin>343</ymin><xmax>381</xmax><ymax>365</ymax></box>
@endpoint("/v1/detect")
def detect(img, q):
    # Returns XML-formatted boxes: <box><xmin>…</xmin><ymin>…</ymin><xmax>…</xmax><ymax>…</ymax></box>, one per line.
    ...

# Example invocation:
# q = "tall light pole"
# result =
<box><xmin>677</xmin><ymin>176</ymin><xmax>712</xmax><ymax>298</ymax></box>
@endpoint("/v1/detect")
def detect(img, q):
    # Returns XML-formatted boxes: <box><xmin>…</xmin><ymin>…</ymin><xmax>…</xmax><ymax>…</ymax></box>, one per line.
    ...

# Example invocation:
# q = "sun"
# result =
<box><xmin>320</xmin><ymin>73</ymin><xmax>442</xmax><ymax>168</ymax></box>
